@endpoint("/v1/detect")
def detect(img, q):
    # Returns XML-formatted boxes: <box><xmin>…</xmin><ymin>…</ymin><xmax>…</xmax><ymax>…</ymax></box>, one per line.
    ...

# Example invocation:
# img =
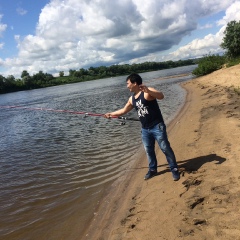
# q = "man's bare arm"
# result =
<box><xmin>104</xmin><ymin>98</ymin><xmax>134</xmax><ymax>118</ymax></box>
<box><xmin>139</xmin><ymin>85</ymin><xmax>164</xmax><ymax>100</ymax></box>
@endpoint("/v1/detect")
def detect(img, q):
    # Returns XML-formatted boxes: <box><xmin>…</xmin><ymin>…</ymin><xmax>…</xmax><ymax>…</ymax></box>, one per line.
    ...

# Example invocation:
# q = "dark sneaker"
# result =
<box><xmin>172</xmin><ymin>168</ymin><xmax>180</xmax><ymax>181</ymax></box>
<box><xmin>144</xmin><ymin>170</ymin><xmax>157</xmax><ymax>180</ymax></box>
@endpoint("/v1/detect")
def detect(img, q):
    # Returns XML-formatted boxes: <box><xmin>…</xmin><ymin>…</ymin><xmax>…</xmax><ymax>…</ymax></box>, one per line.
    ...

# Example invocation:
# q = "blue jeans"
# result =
<box><xmin>141</xmin><ymin>122</ymin><xmax>178</xmax><ymax>172</ymax></box>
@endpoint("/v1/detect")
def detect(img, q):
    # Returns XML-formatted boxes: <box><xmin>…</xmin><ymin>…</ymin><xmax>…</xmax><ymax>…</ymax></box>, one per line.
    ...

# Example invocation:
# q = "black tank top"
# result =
<box><xmin>132</xmin><ymin>92</ymin><xmax>164</xmax><ymax>128</ymax></box>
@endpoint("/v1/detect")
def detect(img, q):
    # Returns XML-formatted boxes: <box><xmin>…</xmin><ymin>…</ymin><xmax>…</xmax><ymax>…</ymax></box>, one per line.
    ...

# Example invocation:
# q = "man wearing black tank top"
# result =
<box><xmin>104</xmin><ymin>73</ymin><xmax>180</xmax><ymax>181</ymax></box>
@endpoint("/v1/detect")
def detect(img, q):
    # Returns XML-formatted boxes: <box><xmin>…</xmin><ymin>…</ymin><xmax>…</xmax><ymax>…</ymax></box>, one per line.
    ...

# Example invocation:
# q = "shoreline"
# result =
<box><xmin>84</xmin><ymin>65</ymin><xmax>240</xmax><ymax>239</ymax></box>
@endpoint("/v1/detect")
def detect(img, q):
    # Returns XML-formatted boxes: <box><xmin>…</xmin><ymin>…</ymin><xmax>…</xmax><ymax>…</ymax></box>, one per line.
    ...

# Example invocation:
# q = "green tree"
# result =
<box><xmin>22</xmin><ymin>75</ymin><xmax>32</xmax><ymax>89</ymax></box>
<box><xmin>89</xmin><ymin>66</ymin><xmax>97</xmax><ymax>75</ymax></box>
<box><xmin>0</xmin><ymin>59</ymin><xmax>196</xmax><ymax>94</ymax></box>
<box><xmin>221</xmin><ymin>20</ymin><xmax>240</xmax><ymax>58</ymax></box>
<box><xmin>69</xmin><ymin>69</ymin><xmax>76</xmax><ymax>77</ymax></box>
<box><xmin>59</xmin><ymin>71</ymin><xmax>64</xmax><ymax>77</ymax></box>
<box><xmin>21</xmin><ymin>70</ymin><xmax>30</xmax><ymax>79</ymax></box>
<box><xmin>79</xmin><ymin>68</ymin><xmax>88</xmax><ymax>75</ymax></box>
<box><xmin>45</xmin><ymin>73</ymin><xmax>54</xmax><ymax>82</ymax></box>
<box><xmin>192</xmin><ymin>54</ymin><xmax>225</xmax><ymax>76</ymax></box>
<box><xmin>4</xmin><ymin>75</ymin><xmax>16</xmax><ymax>91</ymax></box>
<box><xmin>0</xmin><ymin>75</ymin><xmax>6</xmax><ymax>92</ymax></box>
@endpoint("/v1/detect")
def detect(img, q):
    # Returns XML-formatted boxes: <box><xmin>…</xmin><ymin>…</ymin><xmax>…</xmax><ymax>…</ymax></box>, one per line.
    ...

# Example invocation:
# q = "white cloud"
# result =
<box><xmin>199</xmin><ymin>23</ymin><xmax>213</xmax><ymax>30</ymax></box>
<box><xmin>0</xmin><ymin>14</ymin><xmax>7</xmax><ymax>51</ymax></box>
<box><xmin>167</xmin><ymin>1</ymin><xmax>240</xmax><ymax>61</ymax></box>
<box><xmin>0</xmin><ymin>14</ymin><xmax>7</xmax><ymax>38</ymax></box>
<box><xmin>16</xmin><ymin>7</ymin><xmax>28</xmax><ymax>16</ymax></box>
<box><xmin>0</xmin><ymin>0</ymin><xmax>239</xmax><ymax>77</ymax></box>
<box><xmin>168</xmin><ymin>32</ymin><xmax>223</xmax><ymax>60</ymax></box>
<box><xmin>217</xmin><ymin>1</ymin><xmax>240</xmax><ymax>26</ymax></box>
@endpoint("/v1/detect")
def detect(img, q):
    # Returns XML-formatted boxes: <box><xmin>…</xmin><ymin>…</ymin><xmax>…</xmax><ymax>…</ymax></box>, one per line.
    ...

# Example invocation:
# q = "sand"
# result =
<box><xmin>84</xmin><ymin>65</ymin><xmax>240</xmax><ymax>240</ymax></box>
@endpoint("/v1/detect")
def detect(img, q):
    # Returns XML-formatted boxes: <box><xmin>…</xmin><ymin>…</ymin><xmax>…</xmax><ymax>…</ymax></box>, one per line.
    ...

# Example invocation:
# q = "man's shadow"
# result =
<box><xmin>156</xmin><ymin>153</ymin><xmax>226</xmax><ymax>176</ymax></box>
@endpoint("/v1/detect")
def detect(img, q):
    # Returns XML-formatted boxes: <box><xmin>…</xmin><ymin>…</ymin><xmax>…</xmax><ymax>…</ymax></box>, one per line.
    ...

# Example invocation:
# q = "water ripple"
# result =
<box><xmin>0</xmin><ymin>65</ymin><xmax>196</xmax><ymax>239</ymax></box>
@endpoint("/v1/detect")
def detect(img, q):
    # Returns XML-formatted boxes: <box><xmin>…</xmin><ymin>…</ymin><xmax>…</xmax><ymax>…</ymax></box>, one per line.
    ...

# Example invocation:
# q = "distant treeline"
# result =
<box><xmin>0</xmin><ymin>59</ymin><xmax>196</xmax><ymax>94</ymax></box>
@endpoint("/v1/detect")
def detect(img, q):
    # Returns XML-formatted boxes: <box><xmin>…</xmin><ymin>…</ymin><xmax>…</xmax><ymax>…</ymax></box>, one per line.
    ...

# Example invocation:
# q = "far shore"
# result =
<box><xmin>84</xmin><ymin>64</ymin><xmax>240</xmax><ymax>240</ymax></box>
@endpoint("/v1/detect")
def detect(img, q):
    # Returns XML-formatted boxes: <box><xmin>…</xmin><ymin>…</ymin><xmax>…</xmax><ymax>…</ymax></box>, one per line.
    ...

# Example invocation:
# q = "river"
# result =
<box><xmin>0</xmin><ymin>65</ymin><xmax>196</xmax><ymax>240</ymax></box>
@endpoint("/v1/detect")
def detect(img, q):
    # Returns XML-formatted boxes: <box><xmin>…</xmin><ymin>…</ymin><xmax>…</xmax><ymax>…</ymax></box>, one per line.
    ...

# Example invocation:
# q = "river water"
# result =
<box><xmin>0</xmin><ymin>65</ymin><xmax>196</xmax><ymax>240</ymax></box>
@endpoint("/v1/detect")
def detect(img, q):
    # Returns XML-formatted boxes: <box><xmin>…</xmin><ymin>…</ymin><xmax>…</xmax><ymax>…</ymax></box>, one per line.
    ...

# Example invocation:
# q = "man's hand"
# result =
<box><xmin>104</xmin><ymin>113</ymin><xmax>112</xmax><ymax>118</ymax></box>
<box><xmin>139</xmin><ymin>84</ymin><xmax>149</xmax><ymax>93</ymax></box>
<box><xmin>139</xmin><ymin>85</ymin><xmax>164</xmax><ymax>100</ymax></box>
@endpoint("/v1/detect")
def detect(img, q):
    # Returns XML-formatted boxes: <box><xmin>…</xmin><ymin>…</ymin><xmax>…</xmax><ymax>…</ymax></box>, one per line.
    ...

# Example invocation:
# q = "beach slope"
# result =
<box><xmin>85</xmin><ymin>65</ymin><xmax>240</xmax><ymax>240</ymax></box>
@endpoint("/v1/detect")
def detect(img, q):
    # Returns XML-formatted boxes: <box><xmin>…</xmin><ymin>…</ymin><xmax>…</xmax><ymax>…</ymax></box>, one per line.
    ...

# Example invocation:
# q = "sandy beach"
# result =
<box><xmin>84</xmin><ymin>64</ymin><xmax>240</xmax><ymax>240</ymax></box>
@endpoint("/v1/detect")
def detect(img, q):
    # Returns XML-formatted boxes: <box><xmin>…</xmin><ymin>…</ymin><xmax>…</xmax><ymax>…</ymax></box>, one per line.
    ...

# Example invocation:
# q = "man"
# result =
<box><xmin>104</xmin><ymin>73</ymin><xmax>180</xmax><ymax>181</ymax></box>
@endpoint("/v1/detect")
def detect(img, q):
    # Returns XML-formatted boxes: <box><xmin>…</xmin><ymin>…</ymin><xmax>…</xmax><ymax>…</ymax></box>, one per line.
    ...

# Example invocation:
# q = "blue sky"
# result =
<box><xmin>0</xmin><ymin>0</ymin><xmax>240</xmax><ymax>78</ymax></box>
<box><xmin>0</xmin><ymin>1</ymin><xmax>49</xmax><ymax>57</ymax></box>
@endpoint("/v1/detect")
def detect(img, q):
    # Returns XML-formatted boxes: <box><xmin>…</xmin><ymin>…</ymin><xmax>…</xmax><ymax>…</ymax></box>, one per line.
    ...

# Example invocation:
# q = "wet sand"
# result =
<box><xmin>84</xmin><ymin>65</ymin><xmax>240</xmax><ymax>240</ymax></box>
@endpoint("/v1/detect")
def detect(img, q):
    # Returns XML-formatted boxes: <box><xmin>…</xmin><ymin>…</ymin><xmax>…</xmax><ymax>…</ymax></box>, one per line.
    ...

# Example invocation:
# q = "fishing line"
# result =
<box><xmin>0</xmin><ymin>105</ymin><xmax>139</xmax><ymax>124</ymax></box>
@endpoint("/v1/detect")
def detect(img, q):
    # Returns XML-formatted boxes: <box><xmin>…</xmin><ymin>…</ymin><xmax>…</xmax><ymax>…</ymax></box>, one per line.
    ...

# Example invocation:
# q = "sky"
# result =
<box><xmin>0</xmin><ymin>0</ymin><xmax>240</xmax><ymax>78</ymax></box>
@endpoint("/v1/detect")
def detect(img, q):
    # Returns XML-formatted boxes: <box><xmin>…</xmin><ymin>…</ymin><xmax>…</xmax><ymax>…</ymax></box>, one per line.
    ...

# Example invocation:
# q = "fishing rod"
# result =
<box><xmin>0</xmin><ymin>105</ymin><xmax>139</xmax><ymax>124</ymax></box>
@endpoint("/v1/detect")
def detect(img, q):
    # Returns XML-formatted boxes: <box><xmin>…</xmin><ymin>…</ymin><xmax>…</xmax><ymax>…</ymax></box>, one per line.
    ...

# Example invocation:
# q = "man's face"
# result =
<box><xmin>126</xmin><ymin>79</ymin><xmax>137</xmax><ymax>92</ymax></box>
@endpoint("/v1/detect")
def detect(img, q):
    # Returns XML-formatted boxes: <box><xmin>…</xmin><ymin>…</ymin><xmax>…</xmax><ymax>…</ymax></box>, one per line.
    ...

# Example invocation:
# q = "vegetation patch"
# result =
<box><xmin>193</xmin><ymin>20</ymin><xmax>240</xmax><ymax>77</ymax></box>
<box><xmin>0</xmin><ymin>59</ymin><xmax>195</xmax><ymax>94</ymax></box>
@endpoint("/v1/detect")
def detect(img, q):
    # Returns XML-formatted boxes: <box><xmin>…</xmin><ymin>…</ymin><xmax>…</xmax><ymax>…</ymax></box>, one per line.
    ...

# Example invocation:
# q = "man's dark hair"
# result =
<box><xmin>126</xmin><ymin>73</ymin><xmax>142</xmax><ymax>85</ymax></box>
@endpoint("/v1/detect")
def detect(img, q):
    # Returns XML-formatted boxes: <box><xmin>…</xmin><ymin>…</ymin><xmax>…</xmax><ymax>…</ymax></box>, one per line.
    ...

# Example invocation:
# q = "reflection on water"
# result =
<box><xmin>0</xmin><ymin>65</ymin><xmax>196</xmax><ymax>239</ymax></box>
